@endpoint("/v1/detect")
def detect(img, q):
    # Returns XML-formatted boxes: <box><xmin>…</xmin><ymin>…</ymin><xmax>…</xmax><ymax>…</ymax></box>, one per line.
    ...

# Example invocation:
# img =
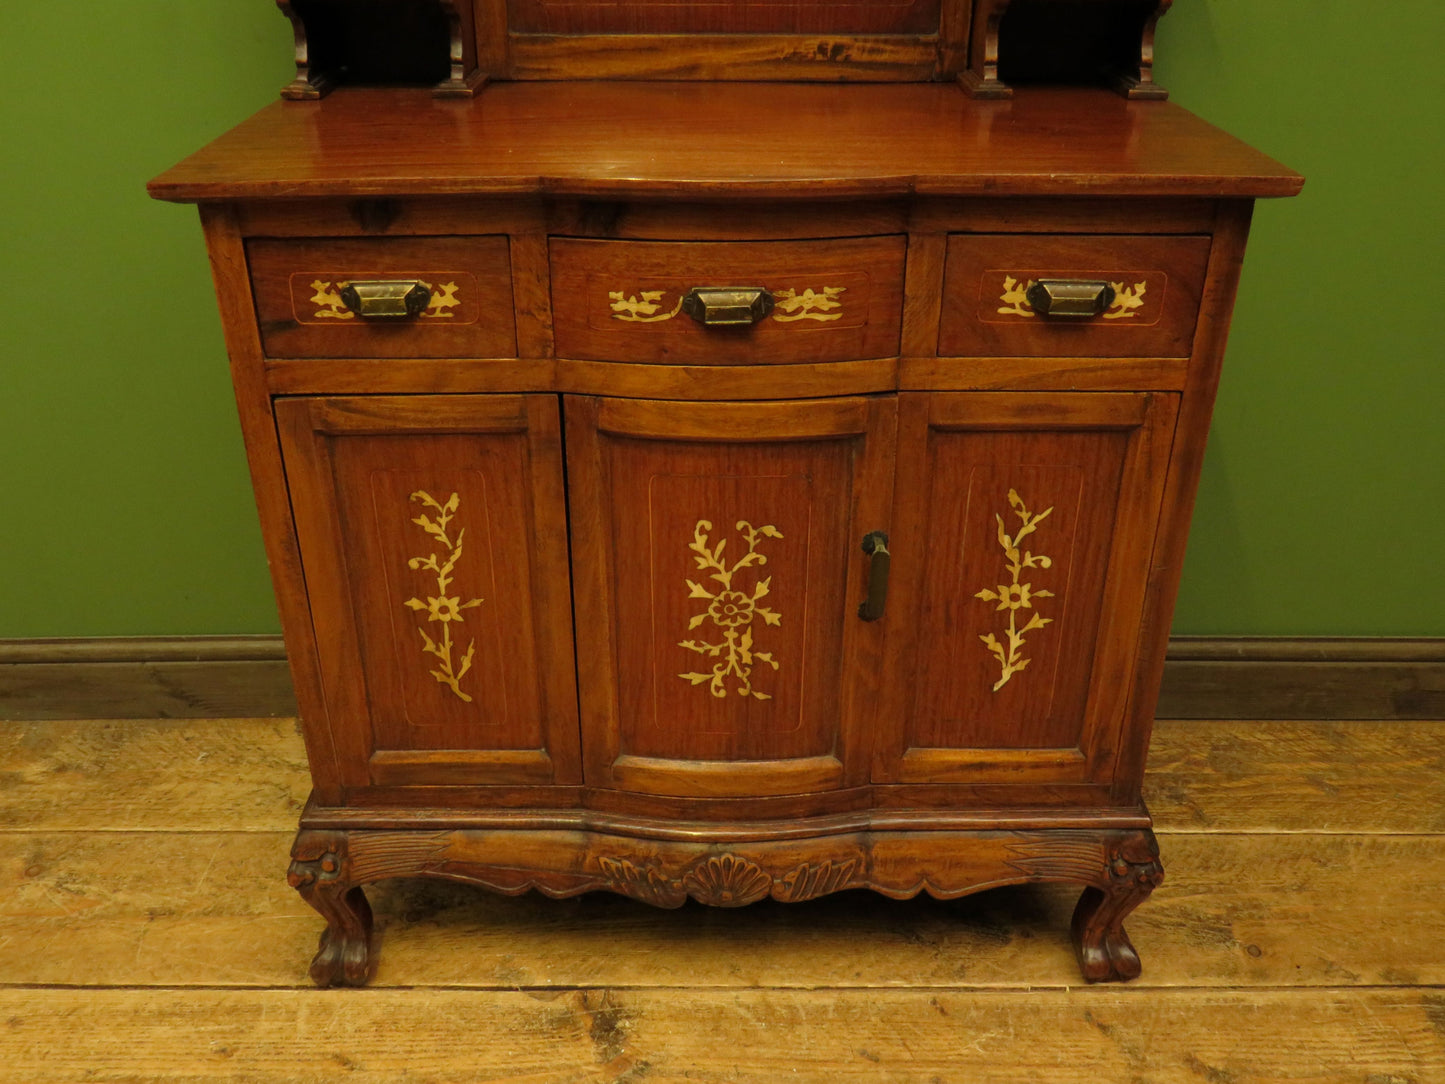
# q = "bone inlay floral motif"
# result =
<box><xmin>307</xmin><ymin>280</ymin><xmax>461</xmax><ymax>320</ymax></box>
<box><xmin>402</xmin><ymin>491</ymin><xmax>483</xmax><ymax>702</ymax></box>
<box><xmin>974</xmin><ymin>489</ymin><xmax>1055</xmax><ymax>692</ymax></box>
<box><xmin>772</xmin><ymin>286</ymin><xmax>846</xmax><ymax>321</ymax></box>
<box><xmin>608</xmin><ymin>290</ymin><xmax>685</xmax><ymax>322</ymax></box>
<box><xmin>677</xmin><ymin>519</ymin><xmax>783</xmax><ymax>700</ymax></box>
<box><xmin>608</xmin><ymin>287</ymin><xmax>845</xmax><ymax>323</ymax></box>
<box><xmin>996</xmin><ymin>276</ymin><xmax>1147</xmax><ymax>319</ymax></box>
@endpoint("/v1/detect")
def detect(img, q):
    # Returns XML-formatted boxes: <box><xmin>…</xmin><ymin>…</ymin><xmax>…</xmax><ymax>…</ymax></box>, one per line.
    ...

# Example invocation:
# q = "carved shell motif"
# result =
<box><xmin>681</xmin><ymin>854</ymin><xmax>773</xmax><ymax>907</ymax></box>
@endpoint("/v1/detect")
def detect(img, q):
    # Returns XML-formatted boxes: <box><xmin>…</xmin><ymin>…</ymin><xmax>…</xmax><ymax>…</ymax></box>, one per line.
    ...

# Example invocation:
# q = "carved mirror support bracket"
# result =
<box><xmin>960</xmin><ymin>0</ymin><xmax>1172</xmax><ymax>101</ymax></box>
<box><xmin>275</xmin><ymin>0</ymin><xmax>487</xmax><ymax>102</ymax></box>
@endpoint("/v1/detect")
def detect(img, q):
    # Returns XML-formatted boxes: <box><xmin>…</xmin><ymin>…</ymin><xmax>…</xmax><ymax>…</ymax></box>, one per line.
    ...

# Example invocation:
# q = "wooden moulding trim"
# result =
<box><xmin>505</xmin><ymin>34</ymin><xmax>940</xmax><ymax>82</ymax></box>
<box><xmin>368</xmin><ymin>749</ymin><xmax>557</xmax><ymax>788</ymax></box>
<box><xmin>610</xmin><ymin>755</ymin><xmax>845</xmax><ymax>799</ymax></box>
<box><xmin>298</xmin><ymin>801</ymin><xmax>1152</xmax><ymax>838</ymax></box>
<box><xmin>0</xmin><ymin>635</ymin><xmax>287</xmax><ymax>665</ymax></box>
<box><xmin>3</xmin><ymin>636</ymin><xmax>1442</xmax><ymax>721</ymax></box>
<box><xmin>1163</xmin><ymin>636</ymin><xmax>1445</xmax><ymax>664</ymax></box>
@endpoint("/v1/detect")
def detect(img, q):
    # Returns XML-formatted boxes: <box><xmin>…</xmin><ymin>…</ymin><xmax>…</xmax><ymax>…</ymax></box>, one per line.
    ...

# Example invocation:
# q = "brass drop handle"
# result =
<box><xmin>1025</xmin><ymin>279</ymin><xmax>1117</xmax><ymax>318</ymax></box>
<box><xmin>680</xmin><ymin>287</ymin><xmax>775</xmax><ymax>327</ymax></box>
<box><xmin>339</xmin><ymin>280</ymin><xmax>432</xmax><ymax>318</ymax></box>
<box><xmin>858</xmin><ymin>531</ymin><xmax>891</xmax><ymax>622</ymax></box>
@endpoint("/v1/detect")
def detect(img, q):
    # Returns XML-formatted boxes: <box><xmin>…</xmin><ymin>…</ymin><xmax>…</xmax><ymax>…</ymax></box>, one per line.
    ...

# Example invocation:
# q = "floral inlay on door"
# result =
<box><xmin>974</xmin><ymin>489</ymin><xmax>1056</xmax><ymax>692</ymax></box>
<box><xmin>677</xmin><ymin>519</ymin><xmax>784</xmax><ymax>700</ymax></box>
<box><xmin>401</xmin><ymin>490</ymin><xmax>484</xmax><ymax>702</ymax></box>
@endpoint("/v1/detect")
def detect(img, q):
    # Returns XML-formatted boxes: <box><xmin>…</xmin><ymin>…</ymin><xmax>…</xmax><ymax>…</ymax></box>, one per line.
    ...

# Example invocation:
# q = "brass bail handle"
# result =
<box><xmin>681</xmin><ymin>287</ymin><xmax>775</xmax><ymax>327</ymax></box>
<box><xmin>858</xmin><ymin>531</ymin><xmax>891</xmax><ymax>622</ymax></box>
<box><xmin>1025</xmin><ymin>279</ymin><xmax>1117</xmax><ymax>318</ymax></box>
<box><xmin>339</xmin><ymin>280</ymin><xmax>432</xmax><ymax>318</ymax></box>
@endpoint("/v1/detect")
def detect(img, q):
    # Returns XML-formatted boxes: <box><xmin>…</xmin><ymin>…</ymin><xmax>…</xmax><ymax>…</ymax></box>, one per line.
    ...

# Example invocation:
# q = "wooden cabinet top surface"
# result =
<box><xmin>149</xmin><ymin>82</ymin><xmax>1301</xmax><ymax>203</ymax></box>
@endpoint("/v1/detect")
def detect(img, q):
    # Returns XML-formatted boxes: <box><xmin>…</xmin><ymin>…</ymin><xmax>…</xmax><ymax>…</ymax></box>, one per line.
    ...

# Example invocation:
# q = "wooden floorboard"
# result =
<box><xmin>4</xmin><ymin>717</ymin><xmax>1443</xmax><ymax>833</ymax></box>
<box><xmin>1</xmin><ymin>717</ymin><xmax>1443</xmax><ymax>1079</ymax></box>
<box><xmin>1</xmin><ymin>988</ymin><xmax>1441</xmax><ymax>1083</ymax></box>
<box><xmin>2</xmin><ymin>832</ymin><xmax>1441</xmax><ymax>989</ymax></box>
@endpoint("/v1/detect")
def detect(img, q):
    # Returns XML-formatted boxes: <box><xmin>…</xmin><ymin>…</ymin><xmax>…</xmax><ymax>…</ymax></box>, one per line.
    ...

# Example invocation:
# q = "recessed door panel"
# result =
<box><xmin>568</xmin><ymin>395</ymin><xmax>895</xmax><ymax>797</ymax></box>
<box><xmin>275</xmin><ymin>394</ymin><xmax>580</xmax><ymax>788</ymax></box>
<box><xmin>875</xmin><ymin>391</ymin><xmax>1178</xmax><ymax>787</ymax></box>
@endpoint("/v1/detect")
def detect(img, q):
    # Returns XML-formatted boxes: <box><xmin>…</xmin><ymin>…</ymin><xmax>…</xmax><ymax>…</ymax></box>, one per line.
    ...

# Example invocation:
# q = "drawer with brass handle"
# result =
<box><xmin>939</xmin><ymin>234</ymin><xmax>1211</xmax><ymax>359</ymax></box>
<box><xmin>247</xmin><ymin>236</ymin><xmax>517</xmax><ymax>359</ymax></box>
<box><xmin>550</xmin><ymin>236</ymin><xmax>906</xmax><ymax>364</ymax></box>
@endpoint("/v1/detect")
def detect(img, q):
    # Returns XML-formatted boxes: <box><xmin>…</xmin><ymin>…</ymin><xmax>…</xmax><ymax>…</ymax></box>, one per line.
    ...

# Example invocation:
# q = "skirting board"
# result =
<box><xmin>1</xmin><ymin>635</ymin><xmax>1442</xmax><ymax>722</ymax></box>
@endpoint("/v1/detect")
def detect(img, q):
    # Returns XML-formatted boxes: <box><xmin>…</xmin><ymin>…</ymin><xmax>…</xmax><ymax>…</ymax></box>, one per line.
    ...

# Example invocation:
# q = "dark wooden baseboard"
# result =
<box><xmin>1155</xmin><ymin>636</ymin><xmax>1445</xmax><ymax>720</ymax></box>
<box><xmin>1</xmin><ymin>635</ymin><xmax>1442</xmax><ymax>721</ymax></box>
<box><xmin>0</xmin><ymin>637</ymin><xmax>296</xmax><ymax>721</ymax></box>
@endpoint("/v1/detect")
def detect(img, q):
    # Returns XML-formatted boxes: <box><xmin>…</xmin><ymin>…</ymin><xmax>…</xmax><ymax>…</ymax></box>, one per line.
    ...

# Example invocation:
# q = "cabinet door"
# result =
<box><xmin>874</xmin><ymin>392</ymin><xmax>1178</xmax><ymax>787</ymax></box>
<box><xmin>567</xmin><ymin>395</ymin><xmax>896</xmax><ymax>798</ymax></box>
<box><xmin>274</xmin><ymin>394</ymin><xmax>580</xmax><ymax>789</ymax></box>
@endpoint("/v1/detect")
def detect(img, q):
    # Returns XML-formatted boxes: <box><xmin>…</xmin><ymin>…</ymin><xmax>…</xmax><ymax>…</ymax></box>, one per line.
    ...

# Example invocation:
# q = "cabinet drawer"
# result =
<box><xmin>938</xmin><ymin>235</ymin><xmax>1211</xmax><ymax>359</ymax></box>
<box><xmin>247</xmin><ymin>237</ymin><xmax>516</xmax><ymax>359</ymax></box>
<box><xmin>551</xmin><ymin>236</ymin><xmax>906</xmax><ymax>364</ymax></box>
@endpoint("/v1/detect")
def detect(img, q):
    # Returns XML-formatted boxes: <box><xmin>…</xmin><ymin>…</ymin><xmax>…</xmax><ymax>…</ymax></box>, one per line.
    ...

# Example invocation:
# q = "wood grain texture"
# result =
<box><xmin>507</xmin><ymin>0</ymin><xmax>942</xmax><ymax>35</ymax></box>
<box><xmin>274</xmin><ymin>825</ymin><xmax>1164</xmax><ymax>985</ymax></box>
<box><xmin>875</xmin><ymin>391</ymin><xmax>1177</xmax><ymax>790</ymax></box>
<box><xmin>148</xmin><ymin>84</ymin><xmax>1303</xmax><ymax>203</ymax></box>
<box><xmin>550</xmin><ymin>235</ymin><xmax>905</xmax><ymax>364</ymax></box>
<box><xmin>1111</xmin><ymin>200</ymin><xmax>1253</xmax><ymax>803</ymax></box>
<box><xmin>566</xmin><ymin>395</ymin><xmax>895</xmax><ymax>793</ymax></box>
<box><xmin>0</xmin><ymin>987</ymin><xmax>1437</xmax><ymax>1082</ymax></box>
<box><xmin>274</xmin><ymin>394</ymin><xmax>582</xmax><ymax>788</ymax></box>
<box><xmin>247</xmin><ymin>235</ymin><xmax>516</xmax><ymax>359</ymax></box>
<box><xmin>7</xmin><ymin>717</ymin><xmax>1440</xmax><ymax>835</ymax></box>
<box><xmin>14</xmin><ymin>636</ymin><xmax>1434</xmax><ymax>721</ymax></box>
<box><xmin>3</xmin><ymin>831</ymin><xmax>1442</xmax><ymax>989</ymax></box>
<box><xmin>938</xmin><ymin>233</ymin><xmax>1211</xmax><ymax>359</ymax></box>
<box><xmin>199</xmin><ymin>205</ymin><xmax>345</xmax><ymax>805</ymax></box>
<box><xmin>506</xmin><ymin>33</ymin><xmax>941</xmax><ymax>81</ymax></box>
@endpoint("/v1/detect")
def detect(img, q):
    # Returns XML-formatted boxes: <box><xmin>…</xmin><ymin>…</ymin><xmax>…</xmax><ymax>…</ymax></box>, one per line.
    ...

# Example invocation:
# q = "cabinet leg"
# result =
<box><xmin>1070</xmin><ymin>828</ymin><xmax>1164</xmax><ymax>983</ymax></box>
<box><xmin>288</xmin><ymin>829</ymin><xmax>375</xmax><ymax>988</ymax></box>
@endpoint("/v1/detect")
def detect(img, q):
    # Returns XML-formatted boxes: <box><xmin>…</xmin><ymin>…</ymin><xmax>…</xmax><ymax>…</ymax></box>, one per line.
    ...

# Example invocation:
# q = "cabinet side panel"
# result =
<box><xmin>202</xmin><ymin>206</ymin><xmax>345</xmax><ymax>800</ymax></box>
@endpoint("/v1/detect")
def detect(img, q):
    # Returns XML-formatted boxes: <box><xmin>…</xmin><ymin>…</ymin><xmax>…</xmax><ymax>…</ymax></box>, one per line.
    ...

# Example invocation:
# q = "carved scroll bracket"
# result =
<box><xmin>276</xmin><ymin>0</ymin><xmax>487</xmax><ymax>102</ymax></box>
<box><xmin>960</xmin><ymin>0</ymin><xmax>1173</xmax><ymax>101</ymax></box>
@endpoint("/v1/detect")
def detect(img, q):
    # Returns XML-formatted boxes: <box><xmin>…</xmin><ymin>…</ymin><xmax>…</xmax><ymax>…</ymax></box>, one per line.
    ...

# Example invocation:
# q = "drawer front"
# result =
<box><xmin>939</xmin><ymin>235</ymin><xmax>1211</xmax><ymax>359</ymax></box>
<box><xmin>550</xmin><ymin>236</ymin><xmax>906</xmax><ymax>364</ymax></box>
<box><xmin>248</xmin><ymin>237</ymin><xmax>516</xmax><ymax>359</ymax></box>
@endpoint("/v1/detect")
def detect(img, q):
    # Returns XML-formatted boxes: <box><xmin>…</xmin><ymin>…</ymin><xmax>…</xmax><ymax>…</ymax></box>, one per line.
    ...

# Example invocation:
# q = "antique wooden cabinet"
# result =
<box><xmin>151</xmin><ymin>0</ymin><xmax>1300</xmax><ymax>986</ymax></box>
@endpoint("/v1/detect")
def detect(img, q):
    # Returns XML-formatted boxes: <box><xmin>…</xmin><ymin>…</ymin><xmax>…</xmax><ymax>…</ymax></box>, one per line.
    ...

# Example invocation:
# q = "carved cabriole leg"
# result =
<box><xmin>288</xmin><ymin>830</ymin><xmax>374</xmax><ymax>988</ymax></box>
<box><xmin>1070</xmin><ymin>829</ymin><xmax>1165</xmax><ymax>983</ymax></box>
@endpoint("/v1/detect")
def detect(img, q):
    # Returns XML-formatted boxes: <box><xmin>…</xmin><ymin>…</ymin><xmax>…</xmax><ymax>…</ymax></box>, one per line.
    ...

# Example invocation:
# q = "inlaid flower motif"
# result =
<box><xmin>682</xmin><ymin>854</ymin><xmax>773</xmax><ymax>907</ymax></box>
<box><xmin>402</xmin><ymin>491</ymin><xmax>483</xmax><ymax>702</ymax></box>
<box><xmin>991</xmin><ymin>582</ymin><xmax>1038</xmax><ymax>611</ymax></box>
<box><xmin>707</xmin><ymin>590</ymin><xmax>755</xmax><ymax>627</ymax></box>
<box><xmin>422</xmin><ymin>595</ymin><xmax>466</xmax><ymax>622</ymax></box>
<box><xmin>677</xmin><ymin>520</ymin><xmax>783</xmax><ymax>700</ymax></box>
<box><xmin>974</xmin><ymin>489</ymin><xmax>1056</xmax><ymax>692</ymax></box>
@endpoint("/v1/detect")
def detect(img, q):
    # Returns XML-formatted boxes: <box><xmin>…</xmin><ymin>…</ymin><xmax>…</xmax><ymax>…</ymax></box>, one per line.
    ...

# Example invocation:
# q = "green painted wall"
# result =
<box><xmin>1</xmin><ymin>3</ymin><xmax>1440</xmax><ymax>638</ymax></box>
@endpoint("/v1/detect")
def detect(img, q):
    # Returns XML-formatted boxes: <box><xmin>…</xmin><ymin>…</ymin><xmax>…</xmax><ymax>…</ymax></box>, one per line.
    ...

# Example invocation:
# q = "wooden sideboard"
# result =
<box><xmin>151</xmin><ymin>67</ymin><xmax>1300</xmax><ymax>987</ymax></box>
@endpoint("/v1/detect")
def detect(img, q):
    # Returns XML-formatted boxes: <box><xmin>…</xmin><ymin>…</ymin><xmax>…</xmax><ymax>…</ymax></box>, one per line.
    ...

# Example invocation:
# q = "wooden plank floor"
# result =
<box><xmin>1</xmin><ymin>718</ymin><xmax>1442</xmax><ymax>1082</ymax></box>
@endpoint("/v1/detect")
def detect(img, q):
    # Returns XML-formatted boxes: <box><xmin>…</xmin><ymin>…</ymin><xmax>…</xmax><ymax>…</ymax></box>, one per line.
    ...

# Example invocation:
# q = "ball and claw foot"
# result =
<box><xmin>1070</xmin><ymin>830</ymin><xmax>1164</xmax><ymax>983</ymax></box>
<box><xmin>289</xmin><ymin>831</ymin><xmax>376</xmax><ymax>988</ymax></box>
